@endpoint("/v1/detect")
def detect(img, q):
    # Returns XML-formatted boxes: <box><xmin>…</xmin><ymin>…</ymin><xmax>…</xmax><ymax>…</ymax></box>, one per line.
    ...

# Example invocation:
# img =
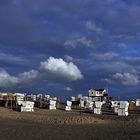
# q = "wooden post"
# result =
<box><xmin>5</xmin><ymin>98</ymin><xmax>8</xmax><ymax>108</ymax></box>
<box><xmin>5</xmin><ymin>93</ymin><xmax>13</xmax><ymax>109</ymax></box>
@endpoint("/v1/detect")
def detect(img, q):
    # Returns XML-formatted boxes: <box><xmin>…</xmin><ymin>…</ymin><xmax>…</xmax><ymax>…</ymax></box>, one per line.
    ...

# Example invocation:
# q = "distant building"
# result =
<box><xmin>88</xmin><ymin>89</ymin><xmax>108</xmax><ymax>97</ymax></box>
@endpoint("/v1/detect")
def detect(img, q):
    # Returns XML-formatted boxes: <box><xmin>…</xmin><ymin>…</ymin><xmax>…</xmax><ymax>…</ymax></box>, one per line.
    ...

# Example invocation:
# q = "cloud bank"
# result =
<box><xmin>112</xmin><ymin>73</ymin><xmax>140</xmax><ymax>86</ymax></box>
<box><xmin>0</xmin><ymin>69</ymin><xmax>19</xmax><ymax>87</ymax></box>
<box><xmin>0</xmin><ymin>57</ymin><xmax>83</xmax><ymax>88</ymax></box>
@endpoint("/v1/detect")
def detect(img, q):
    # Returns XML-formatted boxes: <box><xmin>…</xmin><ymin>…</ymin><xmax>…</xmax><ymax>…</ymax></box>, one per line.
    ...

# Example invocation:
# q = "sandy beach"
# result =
<box><xmin>0</xmin><ymin>107</ymin><xmax>139</xmax><ymax>140</ymax></box>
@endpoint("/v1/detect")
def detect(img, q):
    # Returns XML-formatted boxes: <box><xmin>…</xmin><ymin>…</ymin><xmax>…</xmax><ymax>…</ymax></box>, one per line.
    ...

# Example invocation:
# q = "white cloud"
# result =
<box><xmin>64</xmin><ymin>55</ymin><xmax>74</xmax><ymax>62</ymax></box>
<box><xmin>77</xmin><ymin>37</ymin><xmax>93</xmax><ymax>47</ymax></box>
<box><xmin>125</xmin><ymin>57</ymin><xmax>140</xmax><ymax>62</ymax></box>
<box><xmin>118</xmin><ymin>43</ymin><xmax>127</xmax><ymax>48</ymax></box>
<box><xmin>0</xmin><ymin>69</ymin><xmax>19</xmax><ymax>87</ymax></box>
<box><xmin>112</xmin><ymin>72</ymin><xmax>140</xmax><ymax>86</ymax></box>
<box><xmin>18</xmin><ymin>70</ymin><xmax>39</xmax><ymax>83</ymax></box>
<box><xmin>85</xmin><ymin>21</ymin><xmax>103</xmax><ymax>34</ymax></box>
<box><xmin>64</xmin><ymin>87</ymin><xmax>72</xmax><ymax>91</ymax></box>
<box><xmin>64</xmin><ymin>40</ymin><xmax>76</xmax><ymax>48</ymax></box>
<box><xmin>0</xmin><ymin>69</ymin><xmax>39</xmax><ymax>88</ymax></box>
<box><xmin>64</xmin><ymin>37</ymin><xmax>93</xmax><ymax>48</ymax></box>
<box><xmin>92</xmin><ymin>61</ymin><xmax>138</xmax><ymax>75</ymax></box>
<box><xmin>0</xmin><ymin>51</ymin><xmax>25</xmax><ymax>64</ymax></box>
<box><xmin>92</xmin><ymin>52</ymin><xmax>119</xmax><ymax>60</ymax></box>
<box><xmin>40</xmin><ymin>57</ymin><xmax>83</xmax><ymax>80</ymax></box>
<box><xmin>102</xmin><ymin>78</ymin><xmax>112</xmax><ymax>84</ymax></box>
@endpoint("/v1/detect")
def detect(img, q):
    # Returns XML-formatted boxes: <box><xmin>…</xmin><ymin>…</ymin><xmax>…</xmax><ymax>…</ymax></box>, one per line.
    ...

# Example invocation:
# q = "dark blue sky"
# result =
<box><xmin>0</xmin><ymin>0</ymin><xmax>140</xmax><ymax>99</ymax></box>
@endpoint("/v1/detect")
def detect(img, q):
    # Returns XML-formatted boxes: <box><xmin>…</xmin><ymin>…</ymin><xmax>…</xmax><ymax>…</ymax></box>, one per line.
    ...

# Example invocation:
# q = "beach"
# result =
<box><xmin>0</xmin><ymin>107</ymin><xmax>140</xmax><ymax>140</ymax></box>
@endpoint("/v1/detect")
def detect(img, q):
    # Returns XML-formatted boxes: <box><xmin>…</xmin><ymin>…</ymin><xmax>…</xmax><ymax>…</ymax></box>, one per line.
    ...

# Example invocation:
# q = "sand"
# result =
<box><xmin>0</xmin><ymin>107</ymin><xmax>140</xmax><ymax>140</ymax></box>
